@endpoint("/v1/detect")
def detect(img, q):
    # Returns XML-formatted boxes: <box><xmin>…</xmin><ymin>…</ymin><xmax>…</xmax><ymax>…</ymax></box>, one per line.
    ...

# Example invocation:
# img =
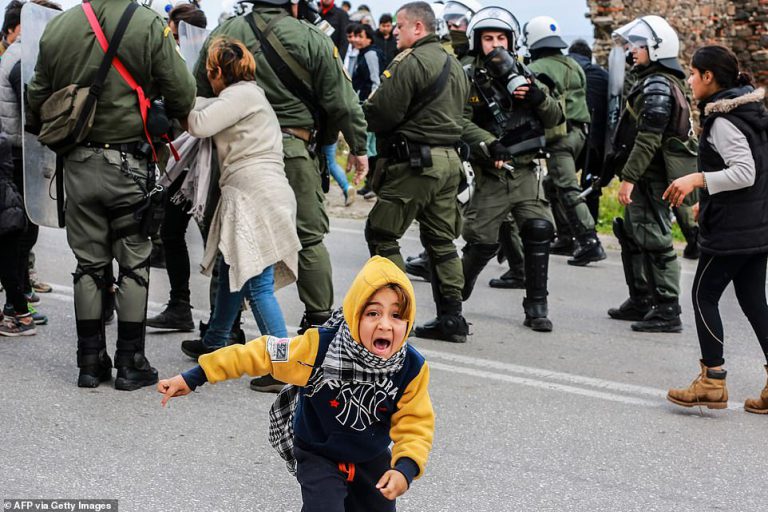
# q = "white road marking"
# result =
<box><xmin>41</xmin><ymin>284</ymin><xmax>743</xmax><ymax>410</ymax></box>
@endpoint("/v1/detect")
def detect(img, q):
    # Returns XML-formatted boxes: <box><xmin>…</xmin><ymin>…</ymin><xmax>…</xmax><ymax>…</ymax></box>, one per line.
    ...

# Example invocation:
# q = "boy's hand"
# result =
<box><xmin>157</xmin><ymin>375</ymin><xmax>192</xmax><ymax>407</ymax></box>
<box><xmin>376</xmin><ymin>470</ymin><xmax>408</xmax><ymax>501</ymax></box>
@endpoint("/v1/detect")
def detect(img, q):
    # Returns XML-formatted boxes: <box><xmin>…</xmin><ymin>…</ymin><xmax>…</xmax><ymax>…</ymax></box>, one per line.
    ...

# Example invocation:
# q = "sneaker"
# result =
<box><xmin>344</xmin><ymin>186</ymin><xmax>357</xmax><ymax>207</ymax></box>
<box><xmin>180</xmin><ymin>338</ymin><xmax>219</xmax><ymax>360</ymax></box>
<box><xmin>0</xmin><ymin>315</ymin><xmax>37</xmax><ymax>337</ymax></box>
<box><xmin>29</xmin><ymin>271</ymin><xmax>52</xmax><ymax>293</ymax></box>
<box><xmin>249</xmin><ymin>375</ymin><xmax>286</xmax><ymax>393</ymax></box>
<box><xmin>27</xmin><ymin>305</ymin><xmax>48</xmax><ymax>325</ymax></box>
<box><xmin>24</xmin><ymin>291</ymin><xmax>40</xmax><ymax>305</ymax></box>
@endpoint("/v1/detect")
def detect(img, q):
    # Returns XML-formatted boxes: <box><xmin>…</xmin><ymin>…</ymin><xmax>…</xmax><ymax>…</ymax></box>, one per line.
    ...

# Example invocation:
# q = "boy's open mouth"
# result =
<box><xmin>373</xmin><ymin>338</ymin><xmax>392</xmax><ymax>353</ymax></box>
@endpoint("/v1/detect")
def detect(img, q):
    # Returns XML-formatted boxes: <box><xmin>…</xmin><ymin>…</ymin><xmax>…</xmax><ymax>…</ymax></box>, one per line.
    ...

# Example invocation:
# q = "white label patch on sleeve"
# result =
<box><xmin>267</xmin><ymin>336</ymin><xmax>290</xmax><ymax>363</ymax></box>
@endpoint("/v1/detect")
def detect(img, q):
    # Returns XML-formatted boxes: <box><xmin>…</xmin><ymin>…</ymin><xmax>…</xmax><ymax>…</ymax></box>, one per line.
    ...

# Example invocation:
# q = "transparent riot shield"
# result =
<box><xmin>178</xmin><ymin>21</ymin><xmax>210</xmax><ymax>74</ymax></box>
<box><xmin>604</xmin><ymin>45</ymin><xmax>627</xmax><ymax>153</ymax></box>
<box><xmin>21</xmin><ymin>2</ymin><xmax>62</xmax><ymax>228</ymax></box>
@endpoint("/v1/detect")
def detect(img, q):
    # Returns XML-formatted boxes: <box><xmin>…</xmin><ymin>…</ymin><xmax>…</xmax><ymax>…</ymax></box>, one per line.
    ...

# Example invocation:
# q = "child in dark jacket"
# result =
<box><xmin>159</xmin><ymin>256</ymin><xmax>434</xmax><ymax>511</ymax></box>
<box><xmin>0</xmin><ymin>132</ymin><xmax>34</xmax><ymax>337</ymax></box>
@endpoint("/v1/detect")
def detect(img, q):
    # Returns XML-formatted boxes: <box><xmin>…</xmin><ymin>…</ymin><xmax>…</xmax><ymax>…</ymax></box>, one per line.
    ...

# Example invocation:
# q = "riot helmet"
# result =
<box><xmin>466</xmin><ymin>6</ymin><xmax>520</xmax><ymax>54</ymax></box>
<box><xmin>521</xmin><ymin>16</ymin><xmax>567</xmax><ymax>50</ymax></box>
<box><xmin>612</xmin><ymin>15</ymin><xmax>682</xmax><ymax>74</ymax></box>
<box><xmin>431</xmin><ymin>3</ymin><xmax>450</xmax><ymax>40</ymax></box>
<box><xmin>443</xmin><ymin>0</ymin><xmax>482</xmax><ymax>31</ymax></box>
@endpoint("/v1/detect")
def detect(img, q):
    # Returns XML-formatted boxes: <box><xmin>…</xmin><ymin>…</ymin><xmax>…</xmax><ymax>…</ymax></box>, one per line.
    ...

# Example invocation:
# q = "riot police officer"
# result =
<box><xmin>608</xmin><ymin>15</ymin><xmax>697</xmax><ymax>332</ymax></box>
<box><xmin>26</xmin><ymin>0</ymin><xmax>196</xmax><ymax>389</ymax></box>
<box><xmin>364</xmin><ymin>1</ymin><xmax>470</xmax><ymax>343</ymax></box>
<box><xmin>522</xmin><ymin>16</ymin><xmax>607</xmax><ymax>267</ymax></box>
<box><xmin>192</xmin><ymin>0</ymin><xmax>368</xmax><ymax>337</ymax></box>
<box><xmin>460</xmin><ymin>6</ymin><xmax>563</xmax><ymax>332</ymax></box>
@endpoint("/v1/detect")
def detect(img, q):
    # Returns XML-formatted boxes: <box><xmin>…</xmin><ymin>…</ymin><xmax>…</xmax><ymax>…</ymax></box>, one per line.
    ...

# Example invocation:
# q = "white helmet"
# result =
<box><xmin>141</xmin><ymin>0</ymin><xmax>174</xmax><ymax>19</ymax></box>
<box><xmin>612</xmin><ymin>15</ymin><xmax>682</xmax><ymax>73</ymax></box>
<box><xmin>443</xmin><ymin>0</ymin><xmax>483</xmax><ymax>31</ymax></box>
<box><xmin>431</xmin><ymin>3</ymin><xmax>451</xmax><ymax>39</ymax></box>
<box><xmin>466</xmin><ymin>6</ymin><xmax>520</xmax><ymax>54</ymax></box>
<box><xmin>522</xmin><ymin>16</ymin><xmax>567</xmax><ymax>50</ymax></box>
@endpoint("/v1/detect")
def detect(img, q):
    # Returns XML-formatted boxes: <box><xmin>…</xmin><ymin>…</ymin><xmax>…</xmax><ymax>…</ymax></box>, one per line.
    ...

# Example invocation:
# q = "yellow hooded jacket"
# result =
<box><xmin>198</xmin><ymin>256</ymin><xmax>434</xmax><ymax>481</ymax></box>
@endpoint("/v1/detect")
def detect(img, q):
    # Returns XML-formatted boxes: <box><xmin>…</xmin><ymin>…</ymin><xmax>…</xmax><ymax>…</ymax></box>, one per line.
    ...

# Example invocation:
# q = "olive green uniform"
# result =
<box><xmin>527</xmin><ymin>54</ymin><xmax>594</xmax><ymax>238</ymax></box>
<box><xmin>194</xmin><ymin>8</ymin><xmax>367</xmax><ymax>320</ymax></box>
<box><xmin>26</xmin><ymin>0</ymin><xmax>196</xmax><ymax>381</ymax></box>
<box><xmin>363</xmin><ymin>34</ymin><xmax>469</xmax><ymax>314</ymax></box>
<box><xmin>460</xmin><ymin>54</ymin><xmax>562</xmax><ymax>320</ymax></box>
<box><xmin>616</xmin><ymin>63</ymin><xmax>694</xmax><ymax>304</ymax></box>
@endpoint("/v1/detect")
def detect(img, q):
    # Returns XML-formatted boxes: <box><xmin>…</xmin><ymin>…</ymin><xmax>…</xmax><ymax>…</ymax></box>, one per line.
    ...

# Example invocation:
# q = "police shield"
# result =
<box><xmin>21</xmin><ymin>2</ymin><xmax>63</xmax><ymax>228</ymax></box>
<box><xmin>178</xmin><ymin>21</ymin><xmax>210</xmax><ymax>74</ymax></box>
<box><xmin>604</xmin><ymin>45</ymin><xmax>626</xmax><ymax>156</ymax></box>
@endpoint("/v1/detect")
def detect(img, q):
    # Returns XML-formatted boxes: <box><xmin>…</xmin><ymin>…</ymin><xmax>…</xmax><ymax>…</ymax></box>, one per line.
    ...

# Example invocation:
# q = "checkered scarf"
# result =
<box><xmin>268</xmin><ymin>307</ymin><xmax>408</xmax><ymax>475</ymax></box>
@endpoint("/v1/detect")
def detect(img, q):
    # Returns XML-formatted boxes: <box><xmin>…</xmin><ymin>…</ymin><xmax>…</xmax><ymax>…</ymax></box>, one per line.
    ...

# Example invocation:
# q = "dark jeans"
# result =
<box><xmin>12</xmin><ymin>157</ymin><xmax>38</xmax><ymax>295</ymax></box>
<box><xmin>160</xmin><ymin>173</ymin><xmax>192</xmax><ymax>303</ymax></box>
<box><xmin>693</xmin><ymin>252</ymin><xmax>768</xmax><ymax>367</ymax></box>
<box><xmin>294</xmin><ymin>445</ymin><xmax>396</xmax><ymax>512</ymax></box>
<box><xmin>0</xmin><ymin>231</ymin><xmax>28</xmax><ymax>313</ymax></box>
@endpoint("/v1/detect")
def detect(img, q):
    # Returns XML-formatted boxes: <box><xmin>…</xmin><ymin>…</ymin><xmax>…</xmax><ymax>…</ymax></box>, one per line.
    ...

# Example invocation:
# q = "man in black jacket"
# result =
<box><xmin>319</xmin><ymin>0</ymin><xmax>348</xmax><ymax>59</ymax></box>
<box><xmin>374</xmin><ymin>13</ymin><xmax>397</xmax><ymax>68</ymax></box>
<box><xmin>568</xmin><ymin>39</ymin><xmax>609</xmax><ymax>223</ymax></box>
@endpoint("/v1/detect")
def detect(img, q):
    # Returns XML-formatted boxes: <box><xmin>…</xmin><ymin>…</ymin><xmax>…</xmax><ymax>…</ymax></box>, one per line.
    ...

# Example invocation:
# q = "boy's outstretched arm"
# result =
<box><xmin>156</xmin><ymin>331</ymin><xmax>322</xmax><ymax>406</ymax></box>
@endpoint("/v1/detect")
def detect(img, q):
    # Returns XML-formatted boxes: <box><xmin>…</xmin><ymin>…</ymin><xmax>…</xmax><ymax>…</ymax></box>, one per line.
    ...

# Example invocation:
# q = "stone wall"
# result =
<box><xmin>586</xmin><ymin>0</ymin><xmax>768</xmax><ymax>84</ymax></box>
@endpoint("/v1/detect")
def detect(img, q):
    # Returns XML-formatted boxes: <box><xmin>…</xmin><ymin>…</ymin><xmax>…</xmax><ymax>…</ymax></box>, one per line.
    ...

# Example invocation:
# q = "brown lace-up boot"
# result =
<box><xmin>667</xmin><ymin>361</ymin><xmax>728</xmax><ymax>410</ymax></box>
<box><xmin>744</xmin><ymin>365</ymin><xmax>768</xmax><ymax>415</ymax></box>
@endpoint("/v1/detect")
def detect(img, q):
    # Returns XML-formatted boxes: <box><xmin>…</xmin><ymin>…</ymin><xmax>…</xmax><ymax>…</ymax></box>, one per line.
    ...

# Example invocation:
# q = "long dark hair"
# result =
<box><xmin>691</xmin><ymin>45</ymin><xmax>753</xmax><ymax>90</ymax></box>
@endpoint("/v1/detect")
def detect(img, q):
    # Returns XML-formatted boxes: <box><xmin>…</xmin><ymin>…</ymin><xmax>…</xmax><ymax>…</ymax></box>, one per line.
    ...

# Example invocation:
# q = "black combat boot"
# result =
<box><xmin>521</xmin><ymin>219</ymin><xmax>555</xmax><ymax>332</ymax></box>
<box><xmin>405</xmin><ymin>252</ymin><xmax>432</xmax><ymax>282</ymax></box>
<box><xmin>631</xmin><ymin>301</ymin><xmax>683</xmax><ymax>333</ymax></box>
<box><xmin>567</xmin><ymin>232</ymin><xmax>607</xmax><ymax>267</ymax></box>
<box><xmin>489</xmin><ymin>265</ymin><xmax>525</xmax><ymax>289</ymax></box>
<box><xmin>608</xmin><ymin>297</ymin><xmax>653</xmax><ymax>321</ymax></box>
<box><xmin>76</xmin><ymin>322</ymin><xmax>112</xmax><ymax>388</ymax></box>
<box><xmin>147</xmin><ymin>299</ymin><xmax>195</xmax><ymax>331</ymax></box>
<box><xmin>412</xmin><ymin>298</ymin><xmax>469</xmax><ymax>343</ymax></box>
<box><xmin>297</xmin><ymin>310</ymin><xmax>333</xmax><ymax>335</ymax></box>
<box><xmin>550</xmin><ymin>236</ymin><xmax>574</xmax><ymax>256</ymax></box>
<box><xmin>461</xmin><ymin>243</ymin><xmax>498</xmax><ymax>300</ymax></box>
<box><xmin>114</xmin><ymin>321</ymin><xmax>158</xmax><ymax>391</ymax></box>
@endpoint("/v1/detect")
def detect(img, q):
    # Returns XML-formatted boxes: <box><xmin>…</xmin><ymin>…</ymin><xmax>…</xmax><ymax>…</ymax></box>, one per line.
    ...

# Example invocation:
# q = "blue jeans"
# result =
<box><xmin>203</xmin><ymin>259</ymin><xmax>287</xmax><ymax>349</ymax></box>
<box><xmin>322</xmin><ymin>143</ymin><xmax>349</xmax><ymax>194</ymax></box>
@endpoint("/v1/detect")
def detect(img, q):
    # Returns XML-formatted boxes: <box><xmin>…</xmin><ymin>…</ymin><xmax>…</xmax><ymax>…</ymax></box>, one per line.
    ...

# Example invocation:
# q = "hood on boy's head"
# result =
<box><xmin>342</xmin><ymin>256</ymin><xmax>416</xmax><ymax>347</ymax></box>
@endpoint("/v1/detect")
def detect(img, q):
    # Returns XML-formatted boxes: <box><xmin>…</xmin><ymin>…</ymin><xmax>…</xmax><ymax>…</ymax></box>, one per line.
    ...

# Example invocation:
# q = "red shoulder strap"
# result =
<box><xmin>82</xmin><ymin>1</ymin><xmax>161</xmax><ymax>161</ymax></box>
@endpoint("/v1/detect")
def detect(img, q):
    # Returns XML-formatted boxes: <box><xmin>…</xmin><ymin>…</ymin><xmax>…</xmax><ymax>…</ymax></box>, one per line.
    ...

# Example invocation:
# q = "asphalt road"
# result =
<box><xmin>2</xmin><ymin>217</ymin><xmax>767</xmax><ymax>512</ymax></box>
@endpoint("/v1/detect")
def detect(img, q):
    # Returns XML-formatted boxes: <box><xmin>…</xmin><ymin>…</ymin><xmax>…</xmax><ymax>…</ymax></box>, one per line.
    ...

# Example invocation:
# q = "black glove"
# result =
<box><xmin>488</xmin><ymin>140</ymin><xmax>512</xmax><ymax>161</ymax></box>
<box><xmin>516</xmin><ymin>82</ymin><xmax>546</xmax><ymax>107</ymax></box>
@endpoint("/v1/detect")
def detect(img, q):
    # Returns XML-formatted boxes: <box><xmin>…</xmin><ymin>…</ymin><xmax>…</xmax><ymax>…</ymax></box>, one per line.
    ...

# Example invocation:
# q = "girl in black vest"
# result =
<box><xmin>663</xmin><ymin>45</ymin><xmax>768</xmax><ymax>414</ymax></box>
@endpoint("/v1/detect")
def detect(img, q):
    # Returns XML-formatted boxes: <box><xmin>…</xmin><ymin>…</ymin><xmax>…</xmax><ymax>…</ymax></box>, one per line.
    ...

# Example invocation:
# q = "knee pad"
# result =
<box><xmin>521</xmin><ymin>219</ymin><xmax>554</xmax><ymax>243</ymax></box>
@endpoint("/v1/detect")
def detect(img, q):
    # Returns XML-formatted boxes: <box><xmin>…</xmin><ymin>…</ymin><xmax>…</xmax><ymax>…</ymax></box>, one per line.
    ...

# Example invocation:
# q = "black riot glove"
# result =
<box><xmin>489</xmin><ymin>140</ymin><xmax>512</xmax><ymax>161</ymax></box>
<box><xmin>515</xmin><ymin>82</ymin><xmax>546</xmax><ymax>107</ymax></box>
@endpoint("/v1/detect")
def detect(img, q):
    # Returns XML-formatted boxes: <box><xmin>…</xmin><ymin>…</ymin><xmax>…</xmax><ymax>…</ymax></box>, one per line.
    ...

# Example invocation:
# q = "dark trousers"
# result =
<box><xmin>294</xmin><ymin>445</ymin><xmax>396</xmax><ymax>512</ymax></box>
<box><xmin>12</xmin><ymin>157</ymin><xmax>38</xmax><ymax>295</ymax></box>
<box><xmin>693</xmin><ymin>252</ymin><xmax>768</xmax><ymax>367</ymax></box>
<box><xmin>0</xmin><ymin>231</ymin><xmax>28</xmax><ymax>313</ymax></box>
<box><xmin>160</xmin><ymin>174</ymin><xmax>192</xmax><ymax>303</ymax></box>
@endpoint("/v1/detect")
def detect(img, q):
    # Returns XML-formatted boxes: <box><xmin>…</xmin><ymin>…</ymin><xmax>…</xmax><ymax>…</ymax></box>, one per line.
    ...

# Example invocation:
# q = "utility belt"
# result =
<box><xmin>381</xmin><ymin>133</ymin><xmax>452</xmax><ymax>170</ymax></box>
<box><xmin>80</xmin><ymin>140</ymin><xmax>153</xmax><ymax>160</ymax></box>
<box><xmin>281</xmin><ymin>127</ymin><xmax>312</xmax><ymax>143</ymax></box>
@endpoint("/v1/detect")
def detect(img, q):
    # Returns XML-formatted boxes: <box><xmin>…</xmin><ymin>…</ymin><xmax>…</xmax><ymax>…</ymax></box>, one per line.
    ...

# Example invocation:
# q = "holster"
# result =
<box><xmin>135</xmin><ymin>190</ymin><xmax>165</xmax><ymax>238</ymax></box>
<box><xmin>383</xmin><ymin>134</ymin><xmax>433</xmax><ymax>170</ymax></box>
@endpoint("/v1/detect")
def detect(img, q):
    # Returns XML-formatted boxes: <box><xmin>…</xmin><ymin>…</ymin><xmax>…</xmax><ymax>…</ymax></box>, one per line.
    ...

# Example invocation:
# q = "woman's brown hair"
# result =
<box><xmin>206</xmin><ymin>37</ymin><xmax>256</xmax><ymax>87</ymax></box>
